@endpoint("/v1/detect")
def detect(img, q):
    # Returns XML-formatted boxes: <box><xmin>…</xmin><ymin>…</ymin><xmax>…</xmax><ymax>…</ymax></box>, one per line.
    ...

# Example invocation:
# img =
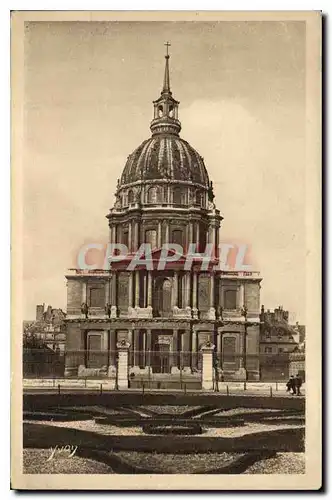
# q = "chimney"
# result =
<box><xmin>36</xmin><ymin>304</ymin><xmax>44</xmax><ymax>322</ymax></box>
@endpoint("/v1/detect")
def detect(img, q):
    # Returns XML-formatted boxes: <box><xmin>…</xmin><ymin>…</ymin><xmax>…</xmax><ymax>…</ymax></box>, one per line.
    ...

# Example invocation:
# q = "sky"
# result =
<box><xmin>23</xmin><ymin>20</ymin><xmax>306</xmax><ymax>322</ymax></box>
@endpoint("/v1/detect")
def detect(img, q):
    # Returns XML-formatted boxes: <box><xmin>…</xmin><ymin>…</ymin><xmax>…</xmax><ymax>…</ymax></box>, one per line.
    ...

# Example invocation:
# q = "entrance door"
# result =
<box><xmin>87</xmin><ymin>333</ymin><xmax>102</xmax><ymax>368</ymax></box>
<box><xmin>158</xmin><ymin>343</ymin><xmax>170</xmax><ymax>374</ymax></box>
<box><xmin>151</xmin><ymin>332</ymin><xmax>172</xmax><ymax>373</ymax></box>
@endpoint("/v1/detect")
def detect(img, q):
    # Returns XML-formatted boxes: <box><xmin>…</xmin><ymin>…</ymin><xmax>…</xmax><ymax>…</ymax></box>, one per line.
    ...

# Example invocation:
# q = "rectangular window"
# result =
<box><xmin>265</xmin><ymin>347</ymin><xmax>273</xmax><ymax>353</ymax></box>
<box><xmin>224</xmin><ymin>289</ymin><xmax>237</xmax><ymax>309</ymax></box>
<box><xmin>89</xmin><ymin>287</ymin><xmax>105</xmax><ymax>308</ymax></box>
<box><xmin>223</xmin><ymin>337</ymin><xmax>236</xmax><ymax>364</ymax></box>
<box><xmin>87</xmin><ymin>333</ymin><xmax>103</xmax><ymax>368</ymax></box>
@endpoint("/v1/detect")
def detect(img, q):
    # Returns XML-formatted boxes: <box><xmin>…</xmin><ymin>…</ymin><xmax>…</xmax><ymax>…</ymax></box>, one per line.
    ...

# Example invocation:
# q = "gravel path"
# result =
<box><xmin>114</xmin><ymin>451</ymin><xmax>241</xmax><ymax>473</ymax></box>
<box><xmin>23</xmin><ymin>448</ymin><xmax>113</xmax><ymax>474</ymax></box>
<box><xmin>244</xmin><ymin>452</ymin><xmax>305</xmax><ymax>474</ymax></box>
<box><xmin>139</xmin><ymin>405</ymin><xmax>200</xmax><ymax>415</ymax></box>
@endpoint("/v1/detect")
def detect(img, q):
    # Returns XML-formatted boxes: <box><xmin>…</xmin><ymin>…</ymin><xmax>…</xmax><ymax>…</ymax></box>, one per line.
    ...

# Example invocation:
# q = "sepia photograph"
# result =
<box><xmin>11</xmin><ymin>10</ymin><xmax>321</xmax><ymax>490</ymax></box>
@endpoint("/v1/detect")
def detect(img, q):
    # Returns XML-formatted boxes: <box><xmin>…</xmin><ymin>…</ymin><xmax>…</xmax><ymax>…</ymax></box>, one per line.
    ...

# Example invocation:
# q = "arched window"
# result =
<box><xmin>224</xmin><ymin>289</ymin><xmax>237</xmax><ymax>310</ymax></box>
<box><xmin>172</xmin><ymin>229</ymin><xmax>183</xmax><ymax>247</ymax></box>
<box><xmin>168</xmin><ymin>105</ymin><xmax>174</xmax><ymax>118</ymax></box>
<box><xmin>195</xmin><ymin>190</ymin><xmax>203</xmax><ymax>206</ymax></box>
<box><xmin>158</xmin><ymin>105</ymin><xmax>163</xmax><ymax>118</ymax></box>
<box><xmin>145</xmin><ymin>229</ymin><xmax>157</xmax><ymax>249</ymax></box>
<box><xmin>163</xmin><ymin>185</ymin><xmax>168</xmax><ymax>203</ymax></box>
<box><xmin>128</xmin><ymin>190</ymin><xmax>134</xmax><ymax>204</ymax></box>
<box><xmin>154</xmin><ymin>278</ymin><xmax>172</xmax><ymax>317</ymax></box>
<box><xmin>173</xmin><ymin>186</ymin><xmax>185</xmax><ymax>205</ymax></box>
<box><xmin>147</xmin><ymin>186</ymin><xmax>157</xmax><ymax>203</ymax></box>
<box><xmin>147</xmin><ymin>186</ymin><xmax>161</xmax><ymax>204</ymax></box>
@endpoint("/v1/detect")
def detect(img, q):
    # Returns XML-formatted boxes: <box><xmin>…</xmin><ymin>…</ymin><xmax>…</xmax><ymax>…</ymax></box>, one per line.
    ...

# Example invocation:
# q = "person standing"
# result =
<box><xmin>286</xmin><ymin>375</ymin><xmax>296</xmax><ymax>395</ymax></box>
<box><xmin>295</xmin><ymin>373</ymin><xmax>303</xmax><ymax>396</ymax></box>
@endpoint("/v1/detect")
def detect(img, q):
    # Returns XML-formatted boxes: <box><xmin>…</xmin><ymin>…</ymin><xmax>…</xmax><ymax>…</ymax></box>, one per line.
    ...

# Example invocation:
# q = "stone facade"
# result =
<box><xmin>64</xmin><ymin>51</ymin><xmax>262</xmax><ymax>382</ymax></box>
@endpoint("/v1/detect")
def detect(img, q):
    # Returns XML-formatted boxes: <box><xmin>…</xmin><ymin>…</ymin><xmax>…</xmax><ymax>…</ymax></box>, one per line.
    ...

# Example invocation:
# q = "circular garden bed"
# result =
<box><xmin>142</xmin><ymin>423</ymin><xmax>203</xmax><ymax>435</ymax></box>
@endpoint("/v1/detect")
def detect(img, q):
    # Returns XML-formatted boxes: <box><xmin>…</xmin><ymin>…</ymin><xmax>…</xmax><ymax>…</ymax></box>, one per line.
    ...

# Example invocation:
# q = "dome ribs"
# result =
<box><xmin>165</xmin><ymin>136</ymin><xmax>173</xmax><ymax>179</ymax></box>
<box><xmin>138</xmin><ymin>139</ymin><xmax>153</xmax><ymax>181</ymax></box>
<box><xmin>118</xmin><ymin>136</ymin><xmax>210</xmax><ymax>188</ymax></box>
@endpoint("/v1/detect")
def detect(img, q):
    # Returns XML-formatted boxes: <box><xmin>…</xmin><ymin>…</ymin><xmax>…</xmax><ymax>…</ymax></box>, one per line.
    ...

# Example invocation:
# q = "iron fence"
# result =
<box><xmin>22</xmin><ymin>348</ymin><xmax>304</xmax><ymax>384</ymax></box>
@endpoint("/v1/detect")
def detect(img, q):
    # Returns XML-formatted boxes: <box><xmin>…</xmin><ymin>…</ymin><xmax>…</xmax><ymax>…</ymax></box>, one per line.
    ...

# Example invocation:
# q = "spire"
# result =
<box><xmin>150</xmin><ymin>42</ymin><xmax>181</xmax><ymax>137</ymax></box>
<box><xmin>162</xmin><ymin>41</ymin><xmax>171</xmax><ymax>94</ymax></box>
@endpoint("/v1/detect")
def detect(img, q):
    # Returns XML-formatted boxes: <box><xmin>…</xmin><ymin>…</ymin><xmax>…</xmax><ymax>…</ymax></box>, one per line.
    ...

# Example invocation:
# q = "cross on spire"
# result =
<box><xmin>164</xmin><ymin>41</ymin><xmax>171</xmax><ymax>57</ymax></box>
<box><xmin>162</xmin><ymin>42</ymin><xmax>172</xmax><ymax>94</ymax></box>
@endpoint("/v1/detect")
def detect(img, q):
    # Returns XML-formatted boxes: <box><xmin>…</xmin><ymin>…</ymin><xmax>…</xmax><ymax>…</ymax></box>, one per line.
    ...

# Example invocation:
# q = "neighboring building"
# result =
<box><xmin>24</xmin><ymin>304</ymin><xmax>66</xmax><ymax>353</ymax></box>
<box><xmin>289</xmin><ymin>340</ymin><xmax>305</xmax><ymax>380</ymax></box>
<box><xmin>64</xmin><ymin>50</ymin><xmax>262</xmax><ymax>383</ymax></box>
<box><xmin>292</xmin><ymin>322</ymin><xmax>306</xmax><ymax>344</ymax></box>
<box><xmin>259</xmin><ymin>305</ymin><xmax>301</xmax><ymax>380</ymax></box>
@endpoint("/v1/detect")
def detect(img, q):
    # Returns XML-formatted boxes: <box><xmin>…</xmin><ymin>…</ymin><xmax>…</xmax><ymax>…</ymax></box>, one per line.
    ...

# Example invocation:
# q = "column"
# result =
<box><xmin>135</xmin><ymin>270</ymin><xmax>140</xmax><ymax>307</ymax></box>
<box><xmin>178</xmin><ymin>330</ymin><xmax>182</xmax><ymax>368</ymax></box>
<box><xmin>133</xmin><ymin>329</ymin><xmax>139</xmax><ymax>366</ymax></box>
<box><xmin>157</xmin><ymin>221</ymin><xmax>162</xmax><ymax>248</ymax></box>
<box><xmin>116</xmin><ymin>340</ymin><xmax>130</xmax><ymax>390</ymax></box>
<box><xmin>128</xmin><ymin>273</ymin><xmax>133</xmax><ymax>308</ymax></box>
<box><xmin>81</xmin><ymin>280</ymin><xmax>87</xmax><ymax>304</ymax></box>
<box><xmin>192</xmin><ymin>272</ymin><xmax>198</xmax><ymax>309</ymax></box>
<box><xmin>182</xmin><ymin>329</ymin><xmax>191</xmax><ymax>367</ymax></box>
<box><xmin>210</xmin><ymin>274</ymin><xmax>215</xmax><ymax>308</ymax></box>
<box><xmin>201</xmin><ymin>342</ymin><xmax>215</xmax><ymax>390</ymax></box>
<box><xmin>171</xmin><ymin>330</ymin><xmax>178</xmax><ymax>370</ymax></box>
<box><xmin>189</xmin><ymin>222</ymin><xmax>194</xmax><ymax>247</ymax></box>
<box><xmin>143</xmin><ymin>273</ymin><xmax>147</xmax><ymax>307</ymax></box>
<box><xmin>146</xmin><ymin>329</ymin><xmax>152</xmax><ymax>371</ymax></box>
<box><xmin>105</xmin><ymin>278</ymin><xmax>110</xmax><ymax>306</ymax></box>
<box><xmin>165</xmin><ymin>222</ymin><xmax>170</xmax><ymax>244</ymax></box>
<box><xmin>134</xmin><ymin>221</ymin><xmax>139</xmax><ymax>251</ymax></box>
<box><xmin>142</xmin><ymin>331</ymin><xmax>146</xmax><ymax>368</ymax></box>
<box><xmin>209</xmin><ymin>225</ymin><xmax>216</xmax><ymax>255</ymax></box>
<box><xmin>191</xmin><ymin>329</ymin><xmax>197</xmax><ymax>369</ymax></box>
<box><xmin>184</xmin><ymin>272</ymin><xmax>191</xmax><ymax>308</ymax></box>
<box><xmin>195</xmin><ymin>223</ymin><xmax>200</xmax><ymax>249</ymax></box>
<box><xmin>206</xmin><ymin>229</ymin><xmax>209</xmax><ymax>245</ymax></box>
<box><xmin>172</xmin><ymin>271</ymin><xmax>178</xmax><ymax>308</ymax></box>
<box><xmin>111</xmin><ymin>273</ymin><xmax>117</xmax><ymax>317</ymax></box>
<box><xmin>147</xmin><ymin>271</ymin><xmax>152</xmax><ymax>307</ymax></box>
<box><xmin>108</xmin><ymin>329</ymin><xmax>117</xmax><ymax>369</ymax></box>
<box><xmin>111</xmin><ymin>225</ymin><xmax>116</xmax><ymax>244</ymax></box>
<box><xmin>111</xmin><ymin>273</ymin><xmax>116</xmax><ymax>303</ymax></box>
<box><xmin>128</xmin><ymin>222</ymin><xmax>132</xmax><ymax>252</ymax></box>
<box><xmin>239</xmin><ymin>283</ymin><xmax>245</xmax><ymax>309</ymax></box>
<box><xmin>128</xmin><ymin>329</ymin><xmax>134</xmax><ymax>367</ymax></box>
<box><xmin>217</xmin><ymin>329</ymin><xmax>222</xmax><ymax>359</ymax></box>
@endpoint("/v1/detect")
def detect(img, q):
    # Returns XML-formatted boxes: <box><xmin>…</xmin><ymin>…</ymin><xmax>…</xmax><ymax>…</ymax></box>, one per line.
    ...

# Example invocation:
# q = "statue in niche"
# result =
<box><xmin>105</xmin><ymin>303</ymin><xmax>112</xmax><ymax>318</ymax></box>
<box><xmin>208</xmin><ymin>181</ymin><xmax>216</xmax><ymax>209</ymax></box>
<box><xmin>81</xmin><ymin>303</ymin><xmax>89</xmax><ymax>319</ymax></box>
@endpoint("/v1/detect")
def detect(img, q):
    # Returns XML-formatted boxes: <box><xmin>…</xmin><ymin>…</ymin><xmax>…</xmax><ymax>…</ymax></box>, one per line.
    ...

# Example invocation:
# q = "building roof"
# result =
<box><xmin>117</xmin><ymin>49</ymin><xmax>210</xmax><ymax>190</ymax></box>
<box><xmin>120</xmin><ymin>136</ymin><xmax>210</xmax><ymax>187</ymax></box>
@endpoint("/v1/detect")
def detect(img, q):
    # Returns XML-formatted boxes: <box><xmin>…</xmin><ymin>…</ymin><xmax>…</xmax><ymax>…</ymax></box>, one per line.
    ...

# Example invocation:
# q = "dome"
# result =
<box><xmin>120</xmin><ymin>135</ymin><xmax>210</xmax><ymax>188</ymax></box>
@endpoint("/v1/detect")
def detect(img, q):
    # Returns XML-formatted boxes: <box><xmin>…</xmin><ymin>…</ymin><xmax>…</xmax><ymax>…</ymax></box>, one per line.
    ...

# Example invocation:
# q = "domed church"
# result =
<box><xmin>64</xmin><ymin>47</ymin><xmax>262</xmax><ymax>385</ymax></box>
